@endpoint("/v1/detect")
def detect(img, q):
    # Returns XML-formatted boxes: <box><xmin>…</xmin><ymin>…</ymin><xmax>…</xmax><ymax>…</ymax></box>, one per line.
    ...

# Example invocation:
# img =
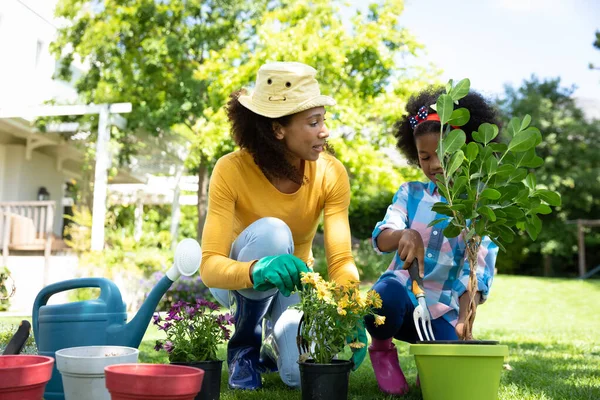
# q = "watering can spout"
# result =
<box><xmin>107</xmin><ymin>239</ymin><xmax>202</xmax><ymax>348</ymax></box>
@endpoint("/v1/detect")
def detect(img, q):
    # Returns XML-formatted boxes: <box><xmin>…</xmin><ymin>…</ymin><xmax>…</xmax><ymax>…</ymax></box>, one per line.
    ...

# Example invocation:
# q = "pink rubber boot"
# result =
<box><xmin>368</xmin><ymin>338</ymin><xmax>409</xmax><ymax>395</ymax></box>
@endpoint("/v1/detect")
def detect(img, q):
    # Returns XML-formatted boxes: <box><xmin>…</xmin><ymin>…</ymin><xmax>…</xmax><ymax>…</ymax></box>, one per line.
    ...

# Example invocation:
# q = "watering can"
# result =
<box><xmin>31</xmin><ymin>238</ymin><xmax>202</xmax><ymax>400</ymax></box>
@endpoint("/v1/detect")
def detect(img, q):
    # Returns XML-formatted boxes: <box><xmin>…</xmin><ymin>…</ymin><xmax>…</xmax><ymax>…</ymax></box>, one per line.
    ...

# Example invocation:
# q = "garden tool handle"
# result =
<box><xmin>32</xmin><ymin>278</ymin><xmax>122</xmax><ymax>344</ymax></box>
<box><xmin>408</xmin><ymin>259</ymin><xmax>425</xmax><ymax>297</ymax></box>
<box><xmin>2</xmin><ymin>320</ymin><xmax>31</xmax><ymax>355</ymax></box>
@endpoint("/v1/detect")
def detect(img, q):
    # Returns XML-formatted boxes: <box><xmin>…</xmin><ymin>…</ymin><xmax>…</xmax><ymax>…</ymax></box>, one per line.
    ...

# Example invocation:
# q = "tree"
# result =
<box><xmin>497</xmin><ymin>76</ymin><xmax>600</xmax><ymax>276</ymax></box>
<box><xmin>190</xmin><ymin>0</ymin><xmax>433</xmax><ymax>236</ymax></box>
<box><xmin>52</xmin><ymin>0</ymin><xmax>268</xmax><ymax>239</ymax></box>
<box><xmin>590</xmin><ymin>31</ymin><xmax>600</xmax><ymax>70</ymax></box>
<box><xmin>433</xmin><ymin>79</ymin><xmax>561</xmax><ymax>339</ymax></box>
<box><xmin>53</xmin><ymin>0</ymin><xmax>435</xmax><ymax>240</ymax></box>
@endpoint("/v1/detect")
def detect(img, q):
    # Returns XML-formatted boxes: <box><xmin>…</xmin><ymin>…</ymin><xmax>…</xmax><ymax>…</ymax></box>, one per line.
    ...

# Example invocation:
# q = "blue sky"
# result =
<box><xmin>349</xmin><ymin>0</ymin><xmax>600</xmax><ymax>105</ymax></box>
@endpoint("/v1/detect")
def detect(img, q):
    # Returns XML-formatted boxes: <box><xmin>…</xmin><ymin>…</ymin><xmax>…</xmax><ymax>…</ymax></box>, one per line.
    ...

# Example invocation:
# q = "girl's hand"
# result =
<box><xmin>398</xmin><ymin>229</ymin><xmax>425</xmax><ymax>278</ymax></box>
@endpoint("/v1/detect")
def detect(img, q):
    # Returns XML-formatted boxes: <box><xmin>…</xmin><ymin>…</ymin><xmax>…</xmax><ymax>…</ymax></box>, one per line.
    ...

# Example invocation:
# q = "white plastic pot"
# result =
<box><xmin>55</xmin><ymin>345</ymin><xmax>139</xmax><ymax>400</ymax></box>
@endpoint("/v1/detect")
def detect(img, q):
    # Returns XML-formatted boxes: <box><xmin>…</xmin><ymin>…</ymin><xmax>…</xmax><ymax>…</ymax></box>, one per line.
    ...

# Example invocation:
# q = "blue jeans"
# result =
<box><xmin>210</xmin><ymin>217</ymin><xmax>302</xmax><ymax>387</ymax></box>
<box><xmin>364</xmin><ymin>274</ymin><xmax>458</xmax><ymax>342</ymax></box>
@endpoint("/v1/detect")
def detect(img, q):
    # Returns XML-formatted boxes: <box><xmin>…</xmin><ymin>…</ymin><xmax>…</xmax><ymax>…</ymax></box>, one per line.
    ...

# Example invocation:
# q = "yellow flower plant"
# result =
<box><xmin>295</xmin><ymin>272</ymin><xmax>385</xmax><ymax>364</ymax></box>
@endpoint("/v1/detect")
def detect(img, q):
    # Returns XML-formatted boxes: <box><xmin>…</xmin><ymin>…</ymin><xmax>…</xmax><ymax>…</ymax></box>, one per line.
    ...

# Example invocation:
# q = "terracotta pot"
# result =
<box><xmin>105</xmin><ymin>363</ymin><xmax>204</xmax><ymax>400</ymax></box>
<box><xmin>0</xmin><ymin>355</ymin><xmax>54</xmax><ymax>400</ymax></box>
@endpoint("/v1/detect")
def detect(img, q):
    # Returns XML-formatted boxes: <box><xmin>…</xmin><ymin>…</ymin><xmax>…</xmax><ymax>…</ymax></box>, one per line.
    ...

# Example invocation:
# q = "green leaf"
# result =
<box><xmin>514</xmin><ymin>149</ymin><xmax>535</xmax><ymax>168</ymax></box>
<box><xmin>524</xmin><ymin>156</ymin><xmax>544</xmax><ymax>168</ymax></box>
<box><xmin>488</xmin><ymin>143</ymin><xmax>508</xmax><ymax>153</ymax></box>
<box><xmin>445</xmin><ymin>79</ymin><xmax>453</xmax><ymax>94</ymax></box>
<box><xmin>532</xmin><ymin>204</ymin><xmax>552</xmax><ymax>215</ymax></box>
<box><xmin>485</xmin><ymin>156</ymin><xmax>498</xmax><ymax>175</ymax></box>
<box><xmin>520</xmin><ymin>114</ymin><xmax>531</xmax><ymax>130</ymax></box>
<box><xmin>477</xmin><ymin>123</ymin><xmax>499</xmax><ymax>144</ymax></box>
<box><xmin>470</xmin><ymin>172</ymin><xmax>484</xmax><ymax>180</ymax></box>
<box><xmin>448</xmin><ymin>109</ymin><xmax>470</xmax><ymax>126</ymax></box>
<box><xmin>431</xmin><ymin>203</ymin><xmax>454</xmax><ymax>216</ymax></box>
<box><xmin>428</xmin><ymin>217</ymin><xmax>448</xmax><ymax>227</ymax></box>
<box><xmin>449</xmin><ymin>79</ymin><xmax>470</xmax><ymax>102</ymax></box>
<box><xmin>507</xmin><ymin>117</ymin><xmax>521</xmax><ymax>138</ymax></box>
<box><xmin>502</xmin><ymin>206</ymin><xmax>525</xmax><ymax>219</ymax></box>
<box><xmin>496</xmin><ymin>164</ymin><xmax>516</xmax><ymax>178</ymax></box>
<box><xmin>477</xmin><ymin>205</ymin><xmax>496</xmax><ymax>221</ymax></box>
<box><xmin>525</xmin><ymin>214</ymin><xmax>542</xmax><ymax>241</ymax></box>
<box><xmin>443</xmin><ymin>224</ymin><xmax>461</xmax><ymax>238</ymax></box>
<box><xmin>534</xmin><ymin>189</ymin><xmax>562</xmax><ymax>206</ymax></box>
<box><xmin>491</xmin><ymin>237</ymin><xmax>506</xmax><ymax>252</ymax></box>
<box><xmin>442</xmin><ymin>129</ymin><xmax>466</xmax><ymax>154</ymax></box>
<box><xmin>450</xmin><ymin>204</ymin><xmax>467</xmax><ymax>212</ymax></box>
<box><xmin>466</xmin><ymin>142</ymin><xmax>479</xmax><ymax>162</ymax></box>
<box><xmin>436</xmin><ymin>94</ymin><xmax>454</xmax><ymax>125</ymax></box>
<box><xmin>508</xmin><ymin>129</ymin><xmax>537</xmax><ymax>152</ymax></box>
<box><xmin>475</xmin><ymin>218</ymin><xmax>486</xmax><ymax>236</ymax></box>
<box><xmin>525</xmin><ymin>173</ymin><xmax>537</xmax><ymax>190</ymax></box>
<box><xmin>452</xmin><ymin>176</ymin><xmax>468</xmax><ymax>194</ymax></box>
<box><xmin>480</xmin><ymin>188</ymin><xmax>501</xmax><ymax>200</ymax></box>
<box><xmin>447</xmin><ymin>150</ymin><xmax>464</xmax><ymax>177</ymax></box>
<box><xmin>508</xmin><ymin>168</ymin><xmax>528</xmax><ymax>183</ymax></box>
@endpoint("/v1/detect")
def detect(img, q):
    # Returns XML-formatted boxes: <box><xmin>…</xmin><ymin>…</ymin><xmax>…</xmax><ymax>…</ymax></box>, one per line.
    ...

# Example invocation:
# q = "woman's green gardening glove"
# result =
<box><xmin>347</xmin><ymin>320</ymin><xmax>368</xmax><ymax>371</ymax></box>
<box><xmin>251</xmin><ymin>254</ymin><xmax>309</xmax><ymax>297</ymax></box>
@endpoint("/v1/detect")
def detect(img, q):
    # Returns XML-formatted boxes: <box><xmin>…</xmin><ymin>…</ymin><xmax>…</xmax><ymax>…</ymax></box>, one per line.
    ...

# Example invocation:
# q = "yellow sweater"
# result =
<box><xmin>200</xmin><ymin>149</ymin><xmax>359</xmax><ymax>290</ymax></box>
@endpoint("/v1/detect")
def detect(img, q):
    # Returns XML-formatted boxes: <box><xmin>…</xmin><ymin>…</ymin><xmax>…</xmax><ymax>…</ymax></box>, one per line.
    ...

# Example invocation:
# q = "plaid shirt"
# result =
<box><xmin>372</xmin><ymin>181</ymin><xmax>498</xmax><ymax>326</ymax></box>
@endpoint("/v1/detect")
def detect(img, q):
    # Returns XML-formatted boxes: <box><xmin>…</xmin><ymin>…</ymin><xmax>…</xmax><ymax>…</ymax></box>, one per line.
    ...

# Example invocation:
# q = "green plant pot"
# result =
<box><xmin>409</xmin><ymin>343</ymin><xmax>508</xmax><ymax>400</ymax></box>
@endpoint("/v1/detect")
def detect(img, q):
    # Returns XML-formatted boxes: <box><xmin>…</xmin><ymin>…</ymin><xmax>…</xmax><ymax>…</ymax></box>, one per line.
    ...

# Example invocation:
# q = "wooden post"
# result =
<box><xmin>2</xmin><ymin>206</ymin><xmax>11</xmax><ymax>267</ymax></box>
<box><xmin>43</xmin><ymin>203</ymin><xmax>54</xmax><ymax>286</ymax></box>
<box><xmin>91</xmin><ymin>105</ymin><xmax>110</xmax><ymax>251</ymax></box>
<box><xmin>577</xmin><ymin>220</ymin><xmax>586</xmax><ymax>278</ymax></box>
<box><xmin>170</xmin><ymin>164</ymin><xmax>185</xmax><ymax>251</ymax></box>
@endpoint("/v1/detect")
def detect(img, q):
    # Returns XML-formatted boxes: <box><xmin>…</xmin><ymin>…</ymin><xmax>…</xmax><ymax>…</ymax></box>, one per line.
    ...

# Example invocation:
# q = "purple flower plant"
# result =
<box><xmin>152</xmin><ymin>298</ymin><xmax>234</xmax><ymax>363</ymax></box>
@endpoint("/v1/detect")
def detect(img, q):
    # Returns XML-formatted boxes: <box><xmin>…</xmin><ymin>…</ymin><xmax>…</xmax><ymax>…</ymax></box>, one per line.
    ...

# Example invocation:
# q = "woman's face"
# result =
<box><xmin>274</xmin><ymin>106</ymin><xmax>330</xmax><ymax>165</ymax></box>
<box><xmin>415</xmin><ymin>132</ymin><xmax>443</xmax><ymax>183</ymax></box>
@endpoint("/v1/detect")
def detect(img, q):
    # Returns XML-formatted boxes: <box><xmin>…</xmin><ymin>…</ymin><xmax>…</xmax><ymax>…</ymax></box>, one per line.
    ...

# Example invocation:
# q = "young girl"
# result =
<box><xmin>365</xmin><ymin>87</ymin><xmax>501</xmax><ymax>395</ymax></box>
<box><xmin>200</xmin><ymin>62</ymin><xmax>365</xmax><ymax>391</ymax></box>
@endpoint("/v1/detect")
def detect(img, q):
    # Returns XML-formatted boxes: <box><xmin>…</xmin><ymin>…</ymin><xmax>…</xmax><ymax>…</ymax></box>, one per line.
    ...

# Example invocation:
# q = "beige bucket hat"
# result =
<box><xmin>238</xmin><ymin>62</ymin><xmax>336</xmax><ymax>118</ymax></box>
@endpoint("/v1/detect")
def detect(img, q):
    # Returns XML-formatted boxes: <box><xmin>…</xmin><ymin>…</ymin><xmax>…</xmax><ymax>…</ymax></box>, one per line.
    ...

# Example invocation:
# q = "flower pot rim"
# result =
<box><xmin>0</xmin><ymin>355</ymin><xmax>54</xmax><ymax>370</ymax></box>
<box><xmin>56</xmin><ymin>345</ymin><xmax>139</xmax><ymax>359</ymax></box>
<box><xmin>105</xmin><ymin>363</ymin><xmax>203</xmax><ymax>378</ymax></box>
<box><xmin>417</xmin><ymin>340</ymin><xmax>499</xmax><ymax>345</ymax></box>
<box><xmin>298</xmin><ymin>359</ymin><xmax>353</xmax><ymax>365</ymax></box>
<box><xmin>410</xmin><ymin>343</ymin><xmax>508</xmax><ymax>357</ymax></box>
<box><xmin>171</xmin><ymin>358</ymin><xmax>224</xmax><ymax>364</ymax></box>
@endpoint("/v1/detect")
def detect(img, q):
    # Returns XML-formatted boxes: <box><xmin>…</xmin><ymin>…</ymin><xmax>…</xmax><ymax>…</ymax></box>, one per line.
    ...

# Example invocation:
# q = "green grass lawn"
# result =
<box><xmin>2</xmin><ymin>275</ymin><xmax>599</xmax><ymax>399</ymax></box>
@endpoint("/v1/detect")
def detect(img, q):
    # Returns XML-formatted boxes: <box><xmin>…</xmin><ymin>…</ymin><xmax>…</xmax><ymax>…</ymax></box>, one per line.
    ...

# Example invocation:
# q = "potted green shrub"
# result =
<box><xmin>295</xmin><ymin>272</ymin><xmax>385</xmax><ymax>400</ymax></box>
<box><xmin>409</xmin><ymin>78</ymin><xmax>561</xmax><ymax>400</ymax></box>
<box><xmin>153</xmin><ymin>299</ymin><xmax>233</xmax><ymax>400</ymax></box>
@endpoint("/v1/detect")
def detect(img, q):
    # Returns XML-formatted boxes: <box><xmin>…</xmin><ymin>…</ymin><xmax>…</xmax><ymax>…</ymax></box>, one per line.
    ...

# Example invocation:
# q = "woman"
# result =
<box><xmin>200</xmin><ymin>62</ymin><xmax>366</xmax><ymax>390</ymax></box>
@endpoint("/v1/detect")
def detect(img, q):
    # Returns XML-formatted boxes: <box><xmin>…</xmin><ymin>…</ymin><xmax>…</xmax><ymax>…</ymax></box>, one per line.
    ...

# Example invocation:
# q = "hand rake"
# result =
<box><xmin>408</xmin><ymin>259</ymin><xmax>435</xmax><ymax>341</ymax></box>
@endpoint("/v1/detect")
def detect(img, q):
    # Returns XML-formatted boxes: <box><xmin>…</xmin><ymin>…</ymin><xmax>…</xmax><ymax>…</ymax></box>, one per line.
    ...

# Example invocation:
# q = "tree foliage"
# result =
<box><xmin>433</xmin><ymin>78</ymin><xmax>561</xmax><ymax>338</ymax></box>
<box><xmin>191</xmin><ymin>0</ymin><xmax>432</xmax><ymax>217</ymax></box>
<box><xmin>497</xmin><ymin>77</ymin><xmax>600</xmax><ymax>275</ymax></box>
<box><xmin>53</xmin><ymin>0</ymin><xmax>436</xmax><ymax>239</ymax></box>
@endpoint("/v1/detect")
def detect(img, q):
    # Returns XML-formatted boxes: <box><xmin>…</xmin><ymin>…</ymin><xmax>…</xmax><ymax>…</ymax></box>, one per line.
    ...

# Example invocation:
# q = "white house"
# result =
<box><xmin>0</xmin><ymin>0</ymin><xmax>145</xmax><ymax>313</ymax></box>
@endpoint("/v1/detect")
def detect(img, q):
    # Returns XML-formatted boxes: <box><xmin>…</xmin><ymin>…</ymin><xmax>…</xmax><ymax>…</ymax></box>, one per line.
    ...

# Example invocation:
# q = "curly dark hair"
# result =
<box><xmin>226</xmin><ymin>89</ymin><xmax>304</xmax><ymax>184</ymax></box>
<box><xmin>395</xmin><ymin>86</ymin><xmax>502</xmax><ymax>165</ymax></box>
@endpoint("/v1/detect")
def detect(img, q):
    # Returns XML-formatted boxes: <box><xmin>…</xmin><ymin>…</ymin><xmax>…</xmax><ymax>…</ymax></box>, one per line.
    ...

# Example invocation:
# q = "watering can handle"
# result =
<box><xmin>32</xmin><ymin>278</ymin><xmax>122</xmax><ymax>343</ymax></box>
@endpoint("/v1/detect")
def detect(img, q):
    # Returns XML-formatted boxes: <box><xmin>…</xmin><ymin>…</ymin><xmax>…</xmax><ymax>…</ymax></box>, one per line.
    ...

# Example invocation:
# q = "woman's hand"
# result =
<box><xmin>397</xmin><ymin>229</ymin><xmax>425</xmax><ymax>278</ymax></box>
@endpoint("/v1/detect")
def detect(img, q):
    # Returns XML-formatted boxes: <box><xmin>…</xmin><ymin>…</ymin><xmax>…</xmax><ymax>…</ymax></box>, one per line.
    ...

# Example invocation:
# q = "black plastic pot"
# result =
<box><xmin>298</xmin><ymin>359</ymin><xmax>353</xmax><ymax>400</ymax></box>
<box><xmin>172</xmin><ymin>359</ymin><xmax>223</xmax><ymax>400</ymax></box>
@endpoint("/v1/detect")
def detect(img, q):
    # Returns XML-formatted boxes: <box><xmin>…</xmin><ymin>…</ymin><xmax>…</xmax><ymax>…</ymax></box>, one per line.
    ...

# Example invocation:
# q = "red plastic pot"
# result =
<box><xmin>105</xmin><ymin>363</ymin><xmax>204</xmax><ymax>400</ymax></box>
<box><xmin>0</xmin><ymin>355</ymin><xmax>54</xmax><ymax>400</ymax></box>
